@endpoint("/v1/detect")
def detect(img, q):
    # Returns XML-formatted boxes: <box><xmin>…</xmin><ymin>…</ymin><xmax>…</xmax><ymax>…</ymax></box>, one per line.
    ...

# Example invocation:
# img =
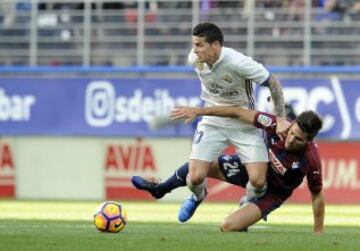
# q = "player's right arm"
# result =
<box><xmin>306</xmin><ymin>149</ymin><xmax>325</xmax><ymax>235</ymax></box>
<box><xmin>170</xmin><ymin>106</ymin><xmax>257</xmax><ymax>125</ymax></box>
<box><xmin>171</xmin><ymin>106</ymin><xmax>280</xmax><ymax>133</ymax></box>
<box><xmin>311</xmin><ymin>190</ymin><xmax>325</xmax><ymax>235</ymax></box>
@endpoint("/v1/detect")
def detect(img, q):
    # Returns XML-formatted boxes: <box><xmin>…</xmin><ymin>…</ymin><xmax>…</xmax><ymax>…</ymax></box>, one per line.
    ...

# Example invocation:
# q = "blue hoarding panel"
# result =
<box><xmin>0</xmin><ymin>77</ymin><xmax>359</xmax><ymax>139</ymax></box>
<box><xmin>256</xmin><ymin>77</ymin><xmax>360</xmax><ymax>140</ymax></box>
<box><xmin>0</xmin><ymin>78</ymin><xmax>201</xmax><ymax>136</ymax></box>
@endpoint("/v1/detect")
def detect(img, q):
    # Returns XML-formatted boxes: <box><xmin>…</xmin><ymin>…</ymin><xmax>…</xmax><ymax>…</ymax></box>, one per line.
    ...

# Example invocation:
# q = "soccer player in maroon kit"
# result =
<box><xmin>132</xmin><ymin>106</ymin><xmax>325</xmax><ymax>234</ymax></box>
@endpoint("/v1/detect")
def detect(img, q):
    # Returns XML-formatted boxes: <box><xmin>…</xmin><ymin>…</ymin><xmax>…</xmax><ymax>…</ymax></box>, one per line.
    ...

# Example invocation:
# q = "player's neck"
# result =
<box><xmin>206</xmin><ymin>50</ymin><xmax>221</xmax><ymax>69</ymax></box>
<box><xmin>206</xmin><ymin>59</ymin><xmax>216</xmax><ymax>68</ymax></box>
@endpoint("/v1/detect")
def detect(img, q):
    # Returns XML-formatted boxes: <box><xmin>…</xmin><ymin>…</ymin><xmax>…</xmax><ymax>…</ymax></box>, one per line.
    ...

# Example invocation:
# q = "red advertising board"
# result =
<box><xmin>289</xmin><ymin>141</ymin><xmax>360</xmax><ymax>204</ymax></box>
<box><xmin>205</xmin><ymin>142</ymin><xmax>360</xmax><ymax>204</ymax></box>
<box><xmin>105</xmin><ymin>138</ymin><xmax>159</xmax><ymax>200</ymax></box>
<box><xmin>105</xmin><ymin>140</ymin><xmax>360</xmax><ymax>204</ymax></box>
<box><xmin>0</xmin><ymin>141</ymin><xmax>15</xmax><ymax>198</ymax></box>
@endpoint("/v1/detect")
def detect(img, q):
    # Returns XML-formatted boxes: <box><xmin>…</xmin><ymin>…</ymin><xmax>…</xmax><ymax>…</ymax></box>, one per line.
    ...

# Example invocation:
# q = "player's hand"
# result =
<box><xmin>170</xmin><ymin>106</ymin><xmax>200</xmax><ymax>124</ymax></box>
<box><xmin>276</xmin><ymin>116</ymin><xmax>291</xmax><ymax>141</ymax></box>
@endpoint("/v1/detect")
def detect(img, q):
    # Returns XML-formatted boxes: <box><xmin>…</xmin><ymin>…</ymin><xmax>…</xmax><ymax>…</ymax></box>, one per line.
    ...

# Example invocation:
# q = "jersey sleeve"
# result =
<box><xmin>306</xmin><ymin>145</ymin><xmax>323</xmax><ymax>193</ymax></box>
<box><xmin>233</xmin><ymin>55</ymin><xmax>270</xmax><ymax>85</ymax></box>
<box><xmin>253</xmin><ymin>111</ymin><xmax>277</xmax><ymax>133</ymax></box>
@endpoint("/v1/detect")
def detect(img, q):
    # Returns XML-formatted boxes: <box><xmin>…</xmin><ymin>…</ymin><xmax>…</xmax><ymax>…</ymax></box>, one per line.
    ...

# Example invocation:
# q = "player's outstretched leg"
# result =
<box><xmin>178</xmin><ymin>185</ymin><xmax>207</xmax><ymax>223</ymax></box>
<box><xmin>131</xmin><ymin>163</ymin><xmax>189</xmax><ymax>199</ymax></box>
<box><xmin>131</xmin><ymin>176</ymin><xmax>165</xmax><ymax>199</ymax></box>
<box><xmin>221</xmin><ymin>203</ymin><xmax>262</xmax><ymax>232</ymax></box>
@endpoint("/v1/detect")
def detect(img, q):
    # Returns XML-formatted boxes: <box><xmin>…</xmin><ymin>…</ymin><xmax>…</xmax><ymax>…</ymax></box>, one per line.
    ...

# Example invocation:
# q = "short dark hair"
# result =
<box><xmin>296</xmin><ymin>110</ymin><xmax>323</xmax><ymax>140</ymax></box>
<box><xmin>192</xmin><ymin>23</ymin><xmax>224</xmax><ymax>46</ymax></box>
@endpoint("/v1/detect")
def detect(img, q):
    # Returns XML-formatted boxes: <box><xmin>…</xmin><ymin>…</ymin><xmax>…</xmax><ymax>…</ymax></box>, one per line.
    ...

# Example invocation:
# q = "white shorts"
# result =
<box><xmin>190</xmin><ymin>122</ymin><xmax>269</xmax><ymax>163</ymax></box>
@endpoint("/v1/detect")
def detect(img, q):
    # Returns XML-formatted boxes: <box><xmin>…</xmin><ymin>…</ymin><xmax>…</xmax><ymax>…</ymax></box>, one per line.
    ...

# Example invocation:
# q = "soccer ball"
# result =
<box><xmin>94</xmin><ymin>201</ymin><xmax>127</xmax><ymax>233</ymax></box>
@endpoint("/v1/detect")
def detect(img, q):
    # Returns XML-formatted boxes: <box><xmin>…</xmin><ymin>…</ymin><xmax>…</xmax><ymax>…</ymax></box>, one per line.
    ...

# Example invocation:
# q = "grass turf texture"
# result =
<box><xmin>0</xmin><ymin>200</ymin><xmax>359</xmax><ymax>251</ymax></box>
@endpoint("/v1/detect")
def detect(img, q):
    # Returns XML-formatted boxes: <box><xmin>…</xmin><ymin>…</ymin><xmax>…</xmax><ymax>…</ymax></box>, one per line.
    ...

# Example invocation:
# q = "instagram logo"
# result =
<box><xmin>85</xmin><ymin>81</ymin><xmax>115</xmax><ymax>127</ymax></box>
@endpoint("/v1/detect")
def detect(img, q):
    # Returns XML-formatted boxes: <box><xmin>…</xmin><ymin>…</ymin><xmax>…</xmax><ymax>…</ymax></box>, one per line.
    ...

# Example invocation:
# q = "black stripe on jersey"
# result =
<box><xmin>246</xmin><ymin>79</ymin><xmax>255</xmax><ymax>110</ymax></box>
<box><xmin>245</xmin><ymin>80</ymin><xmax>251</xmax><ymax>109</ymax></box>
<box><xmin>249</xmin><ymin>80</ymin><xmax>255</xmax><ymax>109</ymax></box>
<box><xmin>245</xmin><ymin>79</ymin><xmax>249</xmax><ymax>108</ymax></box>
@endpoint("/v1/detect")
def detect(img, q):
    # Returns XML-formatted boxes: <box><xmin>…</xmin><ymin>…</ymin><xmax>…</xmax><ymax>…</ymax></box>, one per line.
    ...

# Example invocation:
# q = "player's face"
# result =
<box><xmin>284</xmin><ymin>123</ymin><xmax>308</xmax><ymax>151</ymax></box>
<box><xmin>192</xmin><ymin>36</ymin><xmax>220</xmax><ymax>65</ymax></box>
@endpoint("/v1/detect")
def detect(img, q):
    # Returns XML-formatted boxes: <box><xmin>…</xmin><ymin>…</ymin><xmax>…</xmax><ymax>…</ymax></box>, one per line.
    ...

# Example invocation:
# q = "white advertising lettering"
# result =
<box><xmin>322</xmin><ymin>159</ymin><xmax>360</xmax><ymax>189</ymax></box>
<box><xmin>298</xmin><ymin>158</ymin><xmax>360</xmax><ymax>190</ymax></box>
<box><xmin>257</xmin><ymin>76</ymin><xmax>353</xmax><ymax>139</ymax></box>
<box><xmin>269</xmin><ymin>149</ymin><xmax>286</xmax><ymax>175</ymax></box>
<box><xmin>85</xmin><ymin>81</ymin><xmax>201</xmax><ymax>127</ymax></box>
<box><xmin>0</xmin><ymin>88</ymin><xmax>36</xmax><ymax>121</ymax></box>
<box><xmin>355</xmin><ymin>97</ymin><xmax>360</xmax><ymax>124</ymax></box>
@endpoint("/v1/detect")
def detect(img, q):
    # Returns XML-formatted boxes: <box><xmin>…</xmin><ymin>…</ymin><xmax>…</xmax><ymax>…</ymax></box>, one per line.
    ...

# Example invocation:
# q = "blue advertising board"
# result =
<box><xmin>256</xmin><ymin>77</ymin><xmax>360</xmax><ymax>140</ymax></box>
<box><xmin>0</xmin><ymin>76</ymin><xmax>359</xmax><ymax>139</ymax></box>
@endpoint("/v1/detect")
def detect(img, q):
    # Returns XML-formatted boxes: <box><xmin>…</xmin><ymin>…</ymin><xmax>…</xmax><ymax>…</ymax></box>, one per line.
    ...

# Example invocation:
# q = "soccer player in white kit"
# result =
<box><xmin>173</xmin><ymin>23</ymin><xmax>288</xmax><ymax>222</ymax></box>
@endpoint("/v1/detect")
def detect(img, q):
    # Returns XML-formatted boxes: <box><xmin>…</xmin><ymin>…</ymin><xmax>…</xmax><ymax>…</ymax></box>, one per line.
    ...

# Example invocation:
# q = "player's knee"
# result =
<box><xmin>220</xmin><ymin>220</ymin><xmax>233</xmax><ymax>232</ymax></box>
<box><xmin>221</xmin><ymin>217</ymin><xmax>238</xmax><ymax>232</ymax></box>
<box><xmin>188</xmin><ymin>164</ymin><xmax>208</xmax><ymax>185</ymax></box>
<box><xmin>221</xmin><ymin>220</ymin><xmax>249</xmax><ymax>232</ymax></box>
<box><xmin>221</xmin><ymin>220</ymin><xmax>246</xmax><ymax>232</ymax></box>
<box><xmin>187</xmin><ymin>172</ymin><xmax>205</xmax><ymax>185</ymax></box>
<box><xmin>249</xmin><ymin>178</ymin><xmax>266</xmax><ymax>189</ymax></box>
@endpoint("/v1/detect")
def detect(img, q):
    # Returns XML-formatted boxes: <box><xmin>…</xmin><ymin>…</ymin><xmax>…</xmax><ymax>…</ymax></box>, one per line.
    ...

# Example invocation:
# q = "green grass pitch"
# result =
<box><xmin>1</xmin><ymin>200</ymin><xmax>360</xmax><ymax>251</ymax></box>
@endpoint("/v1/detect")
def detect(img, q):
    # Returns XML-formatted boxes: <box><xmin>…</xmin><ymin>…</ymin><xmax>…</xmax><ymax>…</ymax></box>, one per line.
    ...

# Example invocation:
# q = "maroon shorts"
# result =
<box><xmin>218</xmin><ymin>155</ymin><xmax>291</xmax><ymax>220</ymax></box>
<box><xmin>251</xmin><ymin>189</ymin><xmax>290</xmax><ymax>220</ymax></box>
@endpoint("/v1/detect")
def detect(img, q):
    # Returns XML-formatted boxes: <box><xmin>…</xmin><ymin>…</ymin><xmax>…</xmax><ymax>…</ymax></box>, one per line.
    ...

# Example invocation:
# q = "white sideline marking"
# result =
<box><xmin>251</xmin><ymin>225</ymin><xmax>270</xmax><ymax>229</ymax></box>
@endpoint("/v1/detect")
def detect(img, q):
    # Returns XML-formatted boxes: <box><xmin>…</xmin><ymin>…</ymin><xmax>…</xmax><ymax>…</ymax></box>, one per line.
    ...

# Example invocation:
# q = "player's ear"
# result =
<box><xmin>211</xmin><ymin>41</ymin><xmax>221</xmax><ymax>49</ymax></box>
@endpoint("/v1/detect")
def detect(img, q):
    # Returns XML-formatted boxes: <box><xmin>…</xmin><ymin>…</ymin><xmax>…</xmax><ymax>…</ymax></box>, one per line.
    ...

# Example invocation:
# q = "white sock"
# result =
<box><xmin>245</xmin><ymin>181</ymin><xmax>267</xmax><ymax>201</ymax></box>
<box><xmin>186</xmin><ymin>175</ymin><xmax>207</xmax><ymax>201</ymax></box>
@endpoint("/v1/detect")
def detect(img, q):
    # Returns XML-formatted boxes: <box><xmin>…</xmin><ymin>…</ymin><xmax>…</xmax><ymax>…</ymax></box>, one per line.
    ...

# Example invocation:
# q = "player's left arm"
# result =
<box><xmin>311</xmin><ymin>190</ymin><xmax>325</xmax><ymax>235</ymax></box>
<box><xmin>266</xmin><ymin>74</ymin><xmax>286</xmax><ymax>117</ymax></box>
<box><xmin>265</xmin><ymin>74</ymin><xmax>289</xmax><ymax>139</ymax></box>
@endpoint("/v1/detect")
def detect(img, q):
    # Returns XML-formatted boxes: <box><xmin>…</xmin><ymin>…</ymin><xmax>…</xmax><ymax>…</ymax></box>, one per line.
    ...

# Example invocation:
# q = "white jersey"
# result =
<box><xmin>188</xmin><ymin>47</ymin><xmax>270</xmax><ymax>128</ymax></box>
